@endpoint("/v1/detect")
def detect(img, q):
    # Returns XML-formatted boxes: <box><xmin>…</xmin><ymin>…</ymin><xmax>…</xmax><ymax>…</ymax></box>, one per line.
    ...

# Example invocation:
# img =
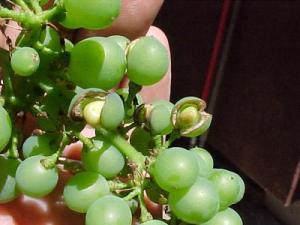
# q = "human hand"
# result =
<box><xmin>0</xmin><ymin>1</ymin><xmax>170</xmax><ymax>224</ymax></box>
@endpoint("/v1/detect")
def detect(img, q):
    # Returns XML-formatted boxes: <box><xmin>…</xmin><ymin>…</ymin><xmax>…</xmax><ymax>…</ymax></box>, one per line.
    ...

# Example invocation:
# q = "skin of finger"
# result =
<box><xmin>0</xmin><ymin>20</ymin><xmax>20</xmax><ymax>50</ymax></box>
<box><xmin>76</xmin><ymin>0</ymin><xmax>164</xmax><ymax>41</ymax></box>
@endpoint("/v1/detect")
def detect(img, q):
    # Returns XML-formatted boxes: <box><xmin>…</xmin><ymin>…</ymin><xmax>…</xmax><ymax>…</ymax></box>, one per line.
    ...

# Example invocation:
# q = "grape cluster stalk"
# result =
<box><xmin>0</xmin><ymin>1</ymin><xmax>245</xmax><ymax>225</ymax></box>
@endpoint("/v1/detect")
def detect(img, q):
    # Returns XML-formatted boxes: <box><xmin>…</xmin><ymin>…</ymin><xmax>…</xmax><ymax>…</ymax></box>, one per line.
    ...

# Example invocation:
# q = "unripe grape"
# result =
<box><xmin>153</xmin><ymin>147</ymin><xmax>199</xmax><ymax>192</ymax></box>
<box><xmin>82</xmin><ymin>93</ymin><xmax>125</xmax><ymax>130</ymax></box>
<box><xmin>61</xmin><ymin>0</ymin><xmax>121</xmax><ymax>30</ymax></box>
<box><xmin>127</xmin><ymin>36</ymin><xmax>169</xmax><ymax>86</ymax></box>
<box><xmin>209</xmin><ymin>169</ymin><xmax>241</xmax><ymax>210</ymax></box>
<box><xmin>149</xmin><ymin>100</ymin><xmax>174</xmax><ymax>135</ymax></box>
<box><xmin>86</xmin><ymin>195</ymin><xmax>132</xmax><ymax>225</ymax></box>
<box><xmin>191</xmin><ymin>147</ymin><xmax>214</xmax><ymax>177</ymax></box>
<box><xmin>108</xmin><ymin>35</ymin><xmax>130</xmax><ymax>51</ymax></box>
<box><xmin>201</xmin><ymin>208</ymin><xmax>243</xmax><ymax>225</ymax></box>
<box><xmin>63</xmin><ymin>172</ymin><xmax>110</xmax><ymax>213</ymax></box>
<box><xmin>0</xmin><ymin>105</ymin><xmax>12</xmax><ymax>152</ymax></box>
<box><xmin>168</xmin><ymin>177</ymin><xmax>220</xmax><ymax>224</ymax></box>
<box><xmin>191</xmin><ymin>147</ymin><xmax>214</xmax><ymax>170</ymax></box>
<box><xmin>11</xmin><ymin>47</ymin><xmax>40</xmax><ymax>76</ymax></box>
<box><xmin>69</xmin><ymin>37</ymin><xmax>126</xmax><ymax>90</ymax></box>
<box><xmin>16</xmin><ymin>155</ymin><xmax>58</xmax><ymax>197</ymax></box>
<box><xmin>82</xmin><ymin>138</ymin><xmax>125</xmax><ymax>179</ymax></box>
<box><xmin>172</xmin><ymin>97</ymin><xmax>212</xmax><ymax>137</ymax></box>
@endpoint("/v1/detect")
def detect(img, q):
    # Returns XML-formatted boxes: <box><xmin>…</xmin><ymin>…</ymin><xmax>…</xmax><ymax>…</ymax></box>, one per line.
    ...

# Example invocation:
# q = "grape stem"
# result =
<box><xmin>0</xmin><ymin>1</ymin><xmax>63</xmax><ymax>27</ymax></box>
<box><xmin>71</xmin><ymin>131</ymin><xmax>94</xmax><ymax>150</ymax></box>
<box><xmin>95</xmin><ymin>126</ymin><xmax>146</xmax><ymax>168</ymax></box>
<box><xmin>163</xmin><ymin>131</ymin><xmax>180</xmax><ymax>149</ymax></box>
<box><xmin>138</xmin><ymin>190</ymin><xmax>153</xmax><ymax>222</ymax></box>
<box><xmin>14</xmin><ymin>0</ymin><xmax>31</xmax><ymax>13</ymax></box>
<box><xmin>124</xmin><ymin>81</ymin><xmax>142</xmax><ymax>117</ymax></box>
<box><xmin>122</xmin><ymin>187</ymin><xmax>140</xmax><ymax>201</ymax></box>
<box><xmin>7</xmin><ymin>129</ymin><xmax>19</xmax><ymax>159</ymax></box>
<box><xmin>42</xmin><ymin>131</ymin><xmax>70</xmax><ymax>168</ymax></box>
<box><xmin>108</xmin><ymin>180</ymin><xmax>130</xmax><ymax>192</ymax></box>
<box><xmin>38</xmin><ymin>3</ymin><xmax>63</xmax><ymax>22</ymax></box>
<box><xmin>151</xmin><ymin>134</ymin><xmax>163</xmax><ymax>149</ymax></box>
<box><xmin>28</xmin><ymin>0</ymin><xmax>42</xmax><ymax>14</ymax></box>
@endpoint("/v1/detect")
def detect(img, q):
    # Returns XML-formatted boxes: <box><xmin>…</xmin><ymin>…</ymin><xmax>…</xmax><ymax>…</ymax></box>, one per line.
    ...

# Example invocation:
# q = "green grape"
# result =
<box><xmin>209</xmin><ymin>169</ymin><xmax>241</xmax><ymax>210</ymax></box>
<box><xmin>100</xmin><ymin>93</ymin><xmax>125</xmax><ymax>130</ymax></box>
<box><xmin>83</xmin><ymin>93</ymin><xmax>124</xmax><ymax>130</ymax></box>
<box><xmin>22</xmin><ymin>134</ymin><xmax>56</xmax><ymax>158</ymax></box>
<box><xmin>127</xmin><ymin>36</ymin><xmax>169</xmax><ymax>86</ymax></box>
<box><xmin>0</xmin><ymin>156</ymin><xmax>20</xmax><ymax>203</ymax></box>
<box><xmin>69</xmin><ymin>37</ymin><xmax>126</xmax><ymax>90</ymax></box>
<box><xmin>153</xmin><ymin>147</ymin><xmax>199</xmax><ymax>192</ymax></box>
<box><xmin>63</xmin><ymin>172</ymin><xmax>110</xmax><ymax>213</ymax></box>
<box><xmin>201</xmin><ymin>208</ymin><xmax>243</xmax><ymax>225</ymax></box>
<box><xmin>61</xmin><ymin>0</ymin><xmax>121</xmax><ymax>30</ymax></box>
<box><xmin>11</xmin><ymin>47</ymin><xmax>40</xmax><ymax>76</ymax></box>
<box><xmin>191</xmin><ymin>151</ymin><xmax>211</xmax><ymax>178</ymax></box>
<box><xmin>140</xmin><ymin>220</ymin><xmax>168</xmax><ymax>225</ymax></box>
<box><xmin>172</xmin><ymin>97</ymin><xmax>212</xmax><ymax>137</ymax></box>
<box><xmin>86</xmin><ymin>195</ymin><xmax>132</xmax><ymax>225</ymax></box>
<box><xmin>149</xmin><ymin>101</ymin><xmax>174</xmax><ymax>135</ymax></box>
<box><xmin>107</xmin><ymin>35</ymin><xmax>130</xmax><ymax>51</ymax></box>
<box><xmin>82</xmin><ymin>138</ymin><xmax>125</xmax><ymax>179</ymax></box>
<box><xmin>130</xmin><ymin>127</ymin><xmax>152</xmax><ymax>155</ymax></box>
<box><xmin>168</xmin><ymin>177</ymin><xmax>220</xmax><ymax>224</ymax></box>
<box><xmin>0</xmin><ymin>105</ymin><xmax>12</xmax><ymax>152</ymax></box>
<box><xmin>232</xmin><ymin>172</ymin><xmax>245</xmax><ymax>204</ymax></box>
<box><xmin>83</xmin><ymin>100</ymin><xmax>105</xmax><ymax>126</ymax></box>
<box><xmin>15</xmin><ymin>155</ymin><xmax>58</xmax><ymax>197</ymax></box>
<box><xmin>190</xmin><ymin>147</ymin><xmax>214</xmax><ymax>171</ymax></box>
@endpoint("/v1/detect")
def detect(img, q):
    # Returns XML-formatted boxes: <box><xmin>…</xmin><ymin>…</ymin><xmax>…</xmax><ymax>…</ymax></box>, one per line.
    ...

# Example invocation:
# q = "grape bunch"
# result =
<box><xmin>0</xmin><ymin>1</ymin><xmax>245</xmax><ymax>225</ymax></box>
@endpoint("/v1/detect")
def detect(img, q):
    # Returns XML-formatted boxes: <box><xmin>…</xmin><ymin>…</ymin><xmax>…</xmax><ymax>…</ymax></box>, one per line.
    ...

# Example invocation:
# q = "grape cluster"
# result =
<box><xmin>0</xmin><ymin>1</ymin><xmax>245</xmax><ymax>225</ymax></box>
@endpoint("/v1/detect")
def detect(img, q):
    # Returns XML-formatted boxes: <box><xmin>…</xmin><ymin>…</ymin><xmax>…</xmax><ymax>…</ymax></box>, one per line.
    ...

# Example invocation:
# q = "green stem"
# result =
<box><xmin>33</xmin><ymin>41</ymin><xmax>61</xmax><ymax>56</ymax></box>
<box><xmin>72</xmin><ymin>131</ymin><xmax>94</xmax><ymax>149</ymax></box>
<box><xmin>29</xmin><ymin>0</ymin><xmax>42</xmax><ymax>14</ymax></box>
<box><xmin>8</xmin><ymin>130</ymin><xmax>19</xmax><ymax>159</ymax></box>
<box><xmin>124</xmin><ymin>81</ymin><xmax>142</xmax><ymax>117</ymax></box>
<box><xmin>0</xmin><ymin>7</ymin><xmax>40</xmax><ymax>27</ymax></box>
<box><xmin>123</xmin><ymin>188</ymin><xmax>140</xmax><ymax>201</ymax></box>
<box><xmin>95</xmin><ymin>126</ymin><xmax>145</xmax><ymax>167</ymax></box>
<box><xmin>151</xmin><ymin>135</ymin><xmax>163</xmax><ymax>149</ymax></box>
<box><xmin>39</xmin><ymin>4</ymin><xmax>63</xmax><ymax>22</ymax></box>
<box><xmin>14</xmin><ymin>0</ymin><xmax>31</xmax><ymax>13</ymax></box>
<box><xmin>163</xmin><ymin>131</ymin><xmax>180</xmax><ymax>149</ymax></box>
<box><xmin>42</xmin><ymin>131</ymin><xmax>70</xmax><ymax>168</ymax></box>
<box><xmin>138</xmin><ymin>190</ymin><xmax>153</xmax><ymax>222</ymax></box>
<box><xmin>108</xmin><ymin>180</ymin><xmax>130</xmax><ymax>192</ymax></box>
<box><xmin>32</xmin><ymin>76</ymin><xmax>57</xmax><ymax>94</ymax></box>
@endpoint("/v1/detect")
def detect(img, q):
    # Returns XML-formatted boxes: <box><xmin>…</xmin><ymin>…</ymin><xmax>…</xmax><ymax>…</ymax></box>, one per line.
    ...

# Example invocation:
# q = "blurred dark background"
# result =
<box><xmin>154</xmin><ymin>1</ymin><xmax>300</xmax><ymax>225</ymax></box>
